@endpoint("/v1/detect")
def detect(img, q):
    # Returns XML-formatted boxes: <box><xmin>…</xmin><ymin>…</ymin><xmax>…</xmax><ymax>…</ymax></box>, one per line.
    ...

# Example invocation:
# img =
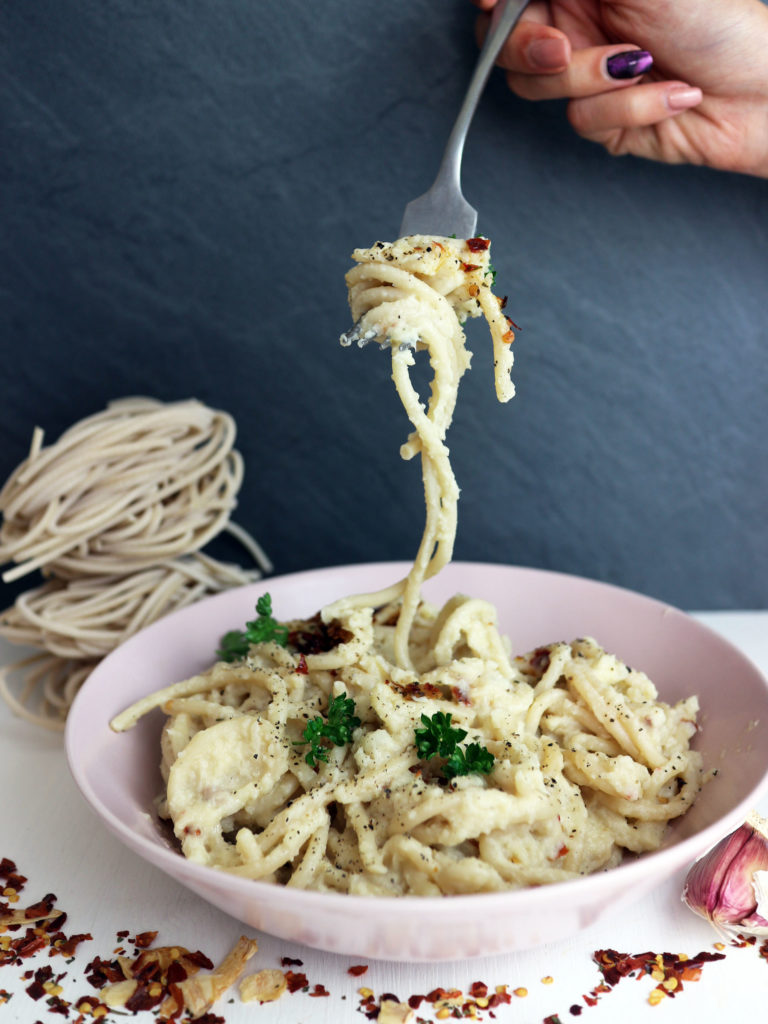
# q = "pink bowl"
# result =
<box><xmin>65</xmin><ymin>562</ymin><xmax>768</xmax><ymax>961</ymax></box>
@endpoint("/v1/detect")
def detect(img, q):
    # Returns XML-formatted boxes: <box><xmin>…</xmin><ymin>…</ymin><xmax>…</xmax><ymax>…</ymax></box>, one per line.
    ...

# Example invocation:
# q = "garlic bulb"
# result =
<box><xmin>682</xmin><ymin>810</ymin><xmax>768</xmax><ymax>937</ymax></box>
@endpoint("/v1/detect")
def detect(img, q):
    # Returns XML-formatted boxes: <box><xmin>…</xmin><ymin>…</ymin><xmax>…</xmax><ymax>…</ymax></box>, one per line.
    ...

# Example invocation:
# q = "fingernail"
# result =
<box><xmin>527</xmin><ymin>37</ymin><xmax>569</xmax><ymax>70</ymax></box>
<box><xmin>666</xmin><ymin>84</ymin><xmax>703</xmax><ymax>110</ymax></box>
<box><xmin>606</xmin><ymin>50</ymin><xmax>653</xmax><ymax>79</ymax></box>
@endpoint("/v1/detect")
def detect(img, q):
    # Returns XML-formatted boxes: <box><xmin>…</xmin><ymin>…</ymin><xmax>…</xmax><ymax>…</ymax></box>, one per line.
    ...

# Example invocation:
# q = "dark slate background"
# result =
<box><xmin>1</xmin><ymin>0</ymin><xmax>766</xmax><ymax>611</ymax></box>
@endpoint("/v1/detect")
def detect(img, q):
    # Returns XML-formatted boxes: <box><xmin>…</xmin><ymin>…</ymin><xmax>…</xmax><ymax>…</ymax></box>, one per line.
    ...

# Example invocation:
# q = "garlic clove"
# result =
<box><xmin>741</xmin><ymin>869</ymin><xmax>768</xmax><ymax>933</ymax></box>
<box><xmin>682</xmin><ymin>810</ymin><xmax>768</xmax><ymax>937</ymax></box>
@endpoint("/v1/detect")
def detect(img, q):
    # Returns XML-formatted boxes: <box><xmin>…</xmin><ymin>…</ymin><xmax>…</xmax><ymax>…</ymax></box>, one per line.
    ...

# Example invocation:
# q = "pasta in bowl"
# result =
<box><xmin>67</xmin><ymin>234</ymin><xmax>768</xmax><ymax>956</ymax></box>
<box><xmin>65</xmin><ymin>559</ymin><xmax>768</xmax><ymax>960</ymax></box>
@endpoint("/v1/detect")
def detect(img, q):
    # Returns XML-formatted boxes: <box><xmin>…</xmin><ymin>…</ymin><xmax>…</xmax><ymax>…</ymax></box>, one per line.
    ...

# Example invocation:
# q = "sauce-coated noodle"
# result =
<box><xmin>112</xmin><ymin>238</ymin><xmax>703</xmax><ymax>895</ymax></box>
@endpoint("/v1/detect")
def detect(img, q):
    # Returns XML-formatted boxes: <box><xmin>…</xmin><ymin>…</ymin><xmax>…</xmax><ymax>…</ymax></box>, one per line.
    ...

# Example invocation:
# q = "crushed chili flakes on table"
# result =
<box><xmin>1</xmin><ymin>856</ymin><xmax>283</xmax><ymax>1022</ymax></box>
<box><xmin>589</xmin><ymin>947</ymin><xmax>726</xmax><ymax>1009</ymax></box>
<box><xmin>5</xmin><ymin>853</ymin><xmax>767</xmax><ymax>1022</ymax></box>
<box><xmin>357</xmin><ymin>981</ymin><xmax>513</xmax><ymax>1021</ymax></box>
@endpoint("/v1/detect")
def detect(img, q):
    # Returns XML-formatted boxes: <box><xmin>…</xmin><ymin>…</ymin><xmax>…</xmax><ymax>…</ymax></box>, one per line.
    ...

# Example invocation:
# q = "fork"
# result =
<box><xmin>341</xmin><ymin>0</ymin><xmax>530</xmax><ymax>351</ymax></box>
<box><xmin>399</xmin><ymin>0</ymin><xmax>531</xmax><ymax>239</ymax></box>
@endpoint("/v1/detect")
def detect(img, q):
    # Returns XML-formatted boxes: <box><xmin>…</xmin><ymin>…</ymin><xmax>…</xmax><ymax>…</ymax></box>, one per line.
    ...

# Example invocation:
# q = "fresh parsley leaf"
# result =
<box><xmin>414</xmin><ymin>712</ymin><xmax>494</xmax><ymax>779</ymax></box>
<box><xmin>415</xmin><ymin>712</ymin><xmax>467</xmax><ymax>760</ymax></box>
<box><xmin>216</xmin><ymin>593</ymin><xmax>289</xmax><ymax>661</ymax></box>
<box><xmin>444</xmin><ymin>741</ymin><xmax>495</xmax><ymax>779</ymax></box>
<box><xmin>295</xmin><ymin>692</ymin><xmax>361</xmax><ymax>768</ymax></box>
<box><xmin>298</xmin><ymin>717</ymin><xmax>330</xmax><ymax>768</ymax></box>
<box><xmin>323</xmin><ymin>693</ymin><xmax>361</xmax><ymax>746</ymax></box>
<box><xmin>486</xmin><ymin>261</ymin><xmax>497</xmax><ymax>285</ymax></box>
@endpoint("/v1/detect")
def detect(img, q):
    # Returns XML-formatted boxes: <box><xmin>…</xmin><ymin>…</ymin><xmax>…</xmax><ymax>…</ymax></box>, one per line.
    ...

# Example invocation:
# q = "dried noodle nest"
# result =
<box><xmin>0</xmin><ymin>397</ymin><xmax>270</xmax><ymax>729</ymax></box>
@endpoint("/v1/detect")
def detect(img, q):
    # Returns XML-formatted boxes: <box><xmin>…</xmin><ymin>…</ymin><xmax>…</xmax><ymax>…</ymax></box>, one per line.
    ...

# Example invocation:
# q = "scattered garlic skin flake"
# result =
<box><xmin>682</xmin><ymin>809</ymin><xmax>768</xmax><ymax>936</ymax></box>
<box><xmin>240</xmin><ymin>968</ymin><xmax>288</xmax><ymax>1003</ymax></box>
<box><xmin>378</xmin><ymin>998</ymin><xmax>416</xmax><ymax>1024</ymax></box>
<box><xmin>172</xmin><ymin>935</ymin><xmax>259</xmax><ymax>1016</ymax></box>
<box><xmin>100</xmin><ymin>979</ymin><xmax>137</xmax><ymax>1009</ymax></box>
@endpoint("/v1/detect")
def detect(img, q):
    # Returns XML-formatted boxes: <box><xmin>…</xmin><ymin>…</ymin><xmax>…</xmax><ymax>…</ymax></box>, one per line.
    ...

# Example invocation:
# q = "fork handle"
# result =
<box><xmin>437</xmin><ymin>0</ymin><xmax>531</xmax><ymax>195</ymax></box>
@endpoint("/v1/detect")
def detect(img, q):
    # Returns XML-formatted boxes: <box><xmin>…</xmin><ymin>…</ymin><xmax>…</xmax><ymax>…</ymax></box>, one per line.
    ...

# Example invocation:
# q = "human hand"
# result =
<box><xmin>472</xmin><ymin>0</ymin><xmax>768</xmax><ymax>177</ymax></box>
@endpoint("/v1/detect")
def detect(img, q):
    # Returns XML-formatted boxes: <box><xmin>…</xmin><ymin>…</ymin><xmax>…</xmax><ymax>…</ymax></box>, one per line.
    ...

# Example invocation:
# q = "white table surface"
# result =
<box><xmin>2</xmin><ymin>612</ymin><xmax>767</xmax><ymax>1024</ymax></box>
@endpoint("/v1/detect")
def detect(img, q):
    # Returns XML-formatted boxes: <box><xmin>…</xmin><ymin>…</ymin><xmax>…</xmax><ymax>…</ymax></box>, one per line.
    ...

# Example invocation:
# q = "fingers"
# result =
<box><xmin>507</xmin><ymin>45</ymin><xmax>653</xmax><ymax>101</ymax></box>
<box><xmin>567</xmin><ymin>82</ymin><xmax>703</xmax><ymax>141</ymax></box>
<box><xmin>476</xmin><ymin>5</ymin><xmax>563</xmax><ymax>72</ymax></box>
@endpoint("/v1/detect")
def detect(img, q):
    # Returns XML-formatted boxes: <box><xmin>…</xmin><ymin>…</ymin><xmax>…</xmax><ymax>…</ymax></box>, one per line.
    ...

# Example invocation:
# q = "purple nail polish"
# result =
<box><xmin>606</xmin><ymin>50</ymin><xmax>653</xmax><ymax>80</ymax></box>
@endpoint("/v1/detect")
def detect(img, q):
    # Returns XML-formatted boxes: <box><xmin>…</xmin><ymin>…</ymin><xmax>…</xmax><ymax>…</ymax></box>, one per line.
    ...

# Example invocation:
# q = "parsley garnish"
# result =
<box><xmin>295</xmin><ymin>692</ymin><xmax>361</xmax><ymax>768</ymax></box>
<box><xmin>415</xmin><ymin>711</ymin><xmax>467</xmax><ymax>759</ymax></box>
<box><xmin>486</xmin><ymin>261</ymin><xmax>497</xmax><ymax>285</ymax></box>
<box><xmin>414</xmin><ymin>712</ymin><xmax>495</xmax><ymax>779</ymax></box>
<box><xmin>217</xmin><ymin>594</ymin><xmax>289</xmax><ymax>661</ymax></box>
<box><xmin>444</xmin><ymin>742</ymin><xmax>495</xmax><ymax>779</ymax></box>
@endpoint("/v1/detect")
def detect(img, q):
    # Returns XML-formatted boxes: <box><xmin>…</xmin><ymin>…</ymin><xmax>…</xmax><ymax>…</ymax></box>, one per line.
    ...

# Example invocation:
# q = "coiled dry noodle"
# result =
<box><xmin>0</xmin><ymin>396</ymin><xmax>256</xmax><ymax>581</ymax></box>
<box><xmin>0</xmin><ymin>397</ymin><xmax>270</xmax><ymax>729</ymax></box>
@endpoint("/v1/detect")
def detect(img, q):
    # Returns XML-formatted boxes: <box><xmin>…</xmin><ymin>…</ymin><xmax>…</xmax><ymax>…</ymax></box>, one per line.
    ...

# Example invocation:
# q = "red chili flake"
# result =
<box><xmin>45</xmin><ymin>911</ymin><xmax>69</xmax><ymax>934</ymax></box>
<box><xmin>184</xmin><ymin>949</ymin><xmax>215</xmax><ymax>970</ymax></box>
<box><xmin>25</xmin><ymin>979</ymin><xmax>47</xmax><ymax>1000</ymax></box>
<box><xmin>466</xmin><ymin>237</ymin><xmax>490</xmax><ymax>252</ymax></box>
<box><xmin>569</xmin><ymin>1005</ymin><xmax>583</xmax><ymax>1016</ymax></box>
<box><xmin>461</xmin><ymin>262</ymin><xmax>481</xmax><ymax>272</ymax></box>
<box><xmin>55</xmin><ymin>932</ymin><xmax>92</xmax><ymax>958</ymax></box>
<box><xmin>116</xmin><ymin>929</ymin><xmax>129</xmax><ymax>939</ymax></box>
<box><xmin>133</xmin><ymin>951</ymin><xmax>163</xmax><ymax>982</ymax></box>
<box><xmin>552</xmin><ymin>845</ymin><xmax>569</xmax><ymax>860</ymax></box>
<box><xmin>76</xmin><ymin>995</ymin><xmax>98</xmax><ymax>1011</ymax></box>
<box><xmin>380</xmin><ymin>991</ymin><xmax>401</xmax><ymax>1002</ymax></box>
<box><xmin>348</xmin><ymin>964</ymin><xmax>369</xmax><ymax>976</ymax></box>
<box><xmin>14</xmin><ymin>930</ymin><xmax>47</xmax><ymax>959</ymax></box>
<box><xmin>389</xmin><ymin>680</ymin><xmax>445</xmax><ymax>702</ymax></box>
<box><xmin>166</xmin><ymin>959</ymin><xmax>189</xmax><ymax>985</ymax></box>
<box><xmin>450</xmin><ymin>685</ymin><xmax>472</xmax><ymax>706</ymax></box>
<box><xmin>295</xmin><ymin>654</ymin><xmax>309</xmax><ymax>675</ymax></box>
<box><xmin>132</xmin><ymin>930</ymin><xmax>157</xmax><ymax>948</ymax></box>
<box><xmin>195</xmin><ymin>1014</ymin><xmax>227</xmax><ymax>1024</ymax></box>
<box><xmin>310</xmin><ymin>983</ymin><xmax>330</xmax><ymax>997</ymax></box>
<box><xmin>408</xmin><ymin>994</ymin><xmax>426</xmax><ymax>1008</ymax></box>
<box><xmin>469</xmin><ymin>981</ymin><xmax>488</xmax><ymax>998</ymax></box>
<box><xmin>281</xmin><ymin>955</ymin><xmax>303</xmax><ymax>966</ymax></box>
<box><xmin>488</xmin><ymin>990</ymin><xmax>512</xmax><ymax>1007</ymax></box>
<box><xmin>544</xmin><ymin>1016</ymin><xmax>563</xmax><ymax>1024</ymax></box>
<box><xmin>426</xmin><ymin>986</ymin><xmax>448</xmax><ymax>1002</ymax></box>
<box><xmin>0</xmin><ymin>859</ymin><xmax>27</xmax><ymax>891</ymax></box>
<box><xmin>284</xmin><ymin>970</ymin><xmax>309</xmax><ymax>992</ymax></box>
<box><xmin>84</xmin><ymin>955</ymin><xmax>124</xmax><ymax>988</ymax></box>
<box><xmin>125</xmin><ymin>983</ymin><xmax>165</xmax><ymax>1013</ymax></box>
<box><xmin>47</xmin><ymin>992</ymin><xmax>71</xmax><ymax>1015</ymax></box>
<box><xmin>24</xmin><ymin>894</ymin><xmax>56</xmax><ymax>919</ymax></box>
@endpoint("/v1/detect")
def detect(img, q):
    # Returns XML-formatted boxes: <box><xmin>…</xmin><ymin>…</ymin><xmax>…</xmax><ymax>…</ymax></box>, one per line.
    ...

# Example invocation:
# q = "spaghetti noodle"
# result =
<box><xmin>112</xmin><ymin>237</ymin><xmax>704</xmax><ymax>895</ymax></box>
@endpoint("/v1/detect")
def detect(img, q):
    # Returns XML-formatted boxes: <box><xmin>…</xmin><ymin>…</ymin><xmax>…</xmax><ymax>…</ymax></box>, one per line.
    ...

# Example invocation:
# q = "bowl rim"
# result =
<box><xmin>65</xmin><ymin>559</ymin><xmax>768</xmax><ymax>918</ymax></box>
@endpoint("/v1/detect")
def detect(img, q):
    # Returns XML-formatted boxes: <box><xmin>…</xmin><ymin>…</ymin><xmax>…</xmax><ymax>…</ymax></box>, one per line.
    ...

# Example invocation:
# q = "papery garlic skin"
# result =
<box><xmin>682</xmin><ymin>810</ymin><xmax>768</xmax><ymax>937</ymax></box>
